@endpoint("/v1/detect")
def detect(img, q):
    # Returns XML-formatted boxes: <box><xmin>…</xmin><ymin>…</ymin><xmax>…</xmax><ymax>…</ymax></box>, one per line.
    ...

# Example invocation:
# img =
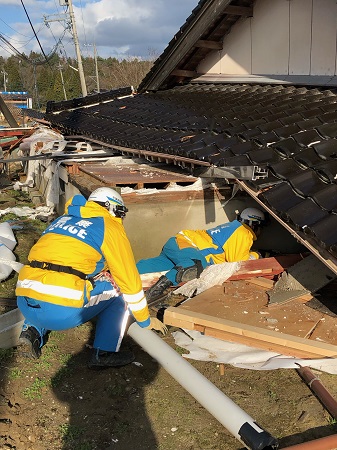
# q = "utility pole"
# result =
<box><xmin>94</xmin><ymin>43</ymin><xmax>100</xmax><ymax>93</ymax></box>
<box><xmin>58</xmin><ymin>64</ymin><xmax>67</xmax><ymax>100</ymax></box>
<box><xmin>84</xmin><ymin>43</ymin><xmax>100</xmax><ymax>93</ymax></box>
<box><xmin>44</xmin><ymin>0</ymin><xmax>87</xmax><ymax>97</ymax></box>
<box><xmin>1</xmin><ymin>70</ymin><xmax>8</xmax><ymax>91</ymax></box>
<box><xmin>67</xmin><ymin>0</ymin><xmax>87</xmax><ymax>97</ymax></box>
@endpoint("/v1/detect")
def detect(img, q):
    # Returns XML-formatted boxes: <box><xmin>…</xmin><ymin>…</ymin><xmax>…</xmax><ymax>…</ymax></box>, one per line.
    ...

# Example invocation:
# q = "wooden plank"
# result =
<box><xmin>225</xmin><ymin>5</ymin><xmax>253</xmax><ymax>16</ymax></box>
<box><xmin>197</xmin><ymin>326</ymin><xmax>327</xmax><ymax>359</ymax></box>
<box><xmin>228</xmin><ymin>254</ymin><xmax>307</xmax><ymax>281</ymax></box>
<box><xmin>164</xmin><ymin>307</ymin><xmax>337</xmax><ymax>359</ymax></box>
<box><xmin>170</xmin><ymin>69</ymin><xmax>198</xmax><ymax>78</ymax></box>
<box><xmin>247</xmin><ymin>278</ymin><xmax>275</xmax><ymax>289</ymax></box>
<box><xmin>195</xmin><ymin>40</ymin><xmax>223</xmax><ymax>50</ymax></box>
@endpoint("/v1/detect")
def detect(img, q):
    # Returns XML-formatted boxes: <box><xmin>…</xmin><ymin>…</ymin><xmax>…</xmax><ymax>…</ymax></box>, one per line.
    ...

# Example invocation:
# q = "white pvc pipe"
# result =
<box><xmin>127</xmin><ymin>323</ymin><xmax>278</xmax><ymax>450</ymax></box>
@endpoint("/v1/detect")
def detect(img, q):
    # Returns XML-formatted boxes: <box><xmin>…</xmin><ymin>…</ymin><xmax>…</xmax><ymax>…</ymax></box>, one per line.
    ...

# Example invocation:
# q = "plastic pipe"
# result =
<box><xmin>127</xmin><ymin>323</ymin><xmax>278</xmax><ymax>450</ymax></box>
<box><xmin>281</xmin><ymin>434</ymin><xmax>337</xmax><ymax>449</ymax></box>
<box><xmin>296</xmin><ymin>366</ymin><xmax>337</xmax><ymax>419</ymax></box>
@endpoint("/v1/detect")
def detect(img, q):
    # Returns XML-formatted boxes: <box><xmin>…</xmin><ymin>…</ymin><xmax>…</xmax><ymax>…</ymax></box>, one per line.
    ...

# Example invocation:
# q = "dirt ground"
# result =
<box><xmin>2</xmin><ymin>186</ymin><xmax>337</xmax><ymax>450</ymax></box>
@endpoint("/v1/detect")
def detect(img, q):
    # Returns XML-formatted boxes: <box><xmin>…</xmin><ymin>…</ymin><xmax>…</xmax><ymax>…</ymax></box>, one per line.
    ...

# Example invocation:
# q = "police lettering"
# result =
<box><xmin>48</xmin><ymin>217</ymin><xmax>88</xmax><ymax>239</ymax></box>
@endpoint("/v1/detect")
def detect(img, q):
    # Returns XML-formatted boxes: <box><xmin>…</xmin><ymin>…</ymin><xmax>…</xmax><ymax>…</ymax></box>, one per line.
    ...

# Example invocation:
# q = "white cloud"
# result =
<box><xmin>0</xmin><ymin>0</ymin><xmax>198</xmax><ymax>59</ymax></box>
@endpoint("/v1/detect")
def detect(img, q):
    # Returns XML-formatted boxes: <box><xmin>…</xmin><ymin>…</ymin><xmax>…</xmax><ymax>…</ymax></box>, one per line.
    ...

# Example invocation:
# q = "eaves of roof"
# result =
<box><xmin>138</xmin><ymin>0</ymin><xmax>255</xmax><ymax>93</ymax></box>
<box><xmin>41</xmin><ymin>82</ymin><xmax>337</xmax><ymax>274</ymax></box>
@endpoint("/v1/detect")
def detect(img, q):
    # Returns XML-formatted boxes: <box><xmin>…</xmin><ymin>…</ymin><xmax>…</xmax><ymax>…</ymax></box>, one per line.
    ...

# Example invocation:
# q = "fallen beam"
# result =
<box><xmin>163</xmin><ymin>307</ymin><xmax>337</xmax><ymax>359</ymax></box>
<box><xmin>127</xmin><ymin>322</ymin><xmax>278</xmax><ymax>450</ymax></box>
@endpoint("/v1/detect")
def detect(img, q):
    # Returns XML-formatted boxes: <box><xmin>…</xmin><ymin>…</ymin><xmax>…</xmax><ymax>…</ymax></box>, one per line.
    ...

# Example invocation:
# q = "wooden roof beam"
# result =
<box><xmin>224</xmin><ymin>5</ymin><xmax>253</xmax><ymax>17</ymax></box>
<box><xmin>195</xmin><ymin>39</ymin><xmax>223</xmax><ymax>50</ymax></box>
<box><xmin>170</xmin><ymin>69</ymin><xmax>198</xmax><ymax>78</ymax></box>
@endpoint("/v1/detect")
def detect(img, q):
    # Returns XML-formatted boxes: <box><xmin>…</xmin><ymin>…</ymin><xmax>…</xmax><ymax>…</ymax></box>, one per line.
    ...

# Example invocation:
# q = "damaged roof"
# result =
<box><xmin>42</xmin><ymin>82</ymin><xmax>337</xmax><ymax>273</ymax></box>
<box><xmin>26</xmin><ymin>0</ymin><xmax>337</xmax><ymax>275</ymax></box>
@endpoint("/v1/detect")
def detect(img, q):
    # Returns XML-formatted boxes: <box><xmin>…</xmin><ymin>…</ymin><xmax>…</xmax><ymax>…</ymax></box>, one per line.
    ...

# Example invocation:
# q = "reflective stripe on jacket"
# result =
<box><xmin>16</xmin><ymin>194</ymin><xmax>150</xmax><ymax>326</ymax></box>
<box><xmin>176</xmin><ymin>220</ymin><xmax>257</xmax><ymax>264</ymax></box>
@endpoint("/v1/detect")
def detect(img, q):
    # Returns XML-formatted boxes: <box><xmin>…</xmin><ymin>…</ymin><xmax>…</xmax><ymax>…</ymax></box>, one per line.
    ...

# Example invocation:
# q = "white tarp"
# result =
<box><xmin>173</xmin><ymin>261</ymin><xmax>241</xmax><ymax>297</ymax></box>
<box><xmin>172</xmin><ymin>329</ymin><xmax>337</xmax><ymax>375</ymax></box>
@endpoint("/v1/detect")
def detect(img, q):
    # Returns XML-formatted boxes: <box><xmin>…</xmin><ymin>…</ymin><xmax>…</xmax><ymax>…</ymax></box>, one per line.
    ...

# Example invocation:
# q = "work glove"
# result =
<box><xmin>145</xmin><ymin>317</ymin><xmax>168</xmax><ymax>335</ymax></box>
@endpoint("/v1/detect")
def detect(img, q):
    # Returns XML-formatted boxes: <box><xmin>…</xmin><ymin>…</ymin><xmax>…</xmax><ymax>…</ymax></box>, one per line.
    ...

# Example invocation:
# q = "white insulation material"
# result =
<box><xmin>0</xmin><ymin>222</ymin><xmax>18</xmax><ymax>281</ymax></box>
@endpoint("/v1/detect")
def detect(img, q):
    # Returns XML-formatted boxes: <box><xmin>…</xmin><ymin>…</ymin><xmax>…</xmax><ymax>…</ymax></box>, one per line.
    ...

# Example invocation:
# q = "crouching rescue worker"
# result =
<box><xmin>16</xmin><ymin>187</ymin><xmax>166</xmax><ymax>368</ymax></box>
<box><xmin>137</xmin><ymin>207</ymin><xmax>266</xmax><ymax>303</ymax></box>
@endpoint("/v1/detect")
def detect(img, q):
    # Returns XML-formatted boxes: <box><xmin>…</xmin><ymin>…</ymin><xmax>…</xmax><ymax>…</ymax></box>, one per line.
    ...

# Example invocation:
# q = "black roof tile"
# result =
<box><xmin>43</xmin><ymin>82</ymin><xmax>337</xmax><ymax>265</ymax></box>
<box><xmin>314</xmin><ymin>160</ymin><xmax>337</xmax><ymax>183</ymax></box>
<box><xmin>288</xmin><ymin>169</ymin><xmax>329</xmax><ymax>197</ymax></box>
<box><xmin>312</xmin><ymin>139</ymin><xmax>337</xmax><ymax>159</ymax></box>
<box><xmin>258</xmin><ymin>182</ymin><xmax>304</xmax><ymax>217</ymax></box>
<box><xmin>316</xmin><ymin>122</ymin><xmax>337</xmax><ymax>139</ymax></box>
<box><xmin>311</xmin><ymin>184</ymin><xmax>337</xmax><ymax>212</ymax></box>
<box><xmin>304</xmin><ymin>214</ymin><xmax>337</xmax><ymax>247</ymax></box>
<box><xmin>294</xmin><ymin>147</ymin><xmax>324</xmax><ymax>169</ymax></box>
<box><xmin>284</xmin><ymin>197</ymin><xmax>329</xmax><ymax>231</ymax></box>
<box><xmin>269</xmin><ymin>158</ymin><xmax>303</xmax><ymax>180</ymax></box>
<box><xmin>248</xmin><ymin>147</ymin><xmax>282</xmax><ymax>165</ymax></box>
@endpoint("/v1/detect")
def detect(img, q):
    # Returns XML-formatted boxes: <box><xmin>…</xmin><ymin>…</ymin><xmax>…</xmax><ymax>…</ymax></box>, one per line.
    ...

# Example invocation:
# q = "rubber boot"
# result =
<box><xmin>175</xmin><ymin>260</ymin><xmax>204</xmax><ymax>284</ymax></box>
<box><xmin>145</xmin><ymin>275</ymin><xmax>173</xmax><ymax>303</ymax></box>
<box><xmin>17</xmin><ymin>326</ymin><xmax>42</xmax><ymax>359</ymax></box>
<box><xmin>88</xmin><ymin>349</ymin><xmax>135</xmax><ymax>369</ymax></box>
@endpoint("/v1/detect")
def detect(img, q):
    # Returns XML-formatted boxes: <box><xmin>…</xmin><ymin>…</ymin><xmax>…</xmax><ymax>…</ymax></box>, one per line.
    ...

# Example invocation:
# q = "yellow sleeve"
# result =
<box><xmin>101</xmin><ymin>217</ymin><xmax>150</xmax><ymax>326</ymax></box>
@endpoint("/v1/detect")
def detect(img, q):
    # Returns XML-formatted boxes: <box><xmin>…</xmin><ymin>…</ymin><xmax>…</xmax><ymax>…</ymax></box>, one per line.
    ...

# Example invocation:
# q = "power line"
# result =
<box><xmin>0</xmin><ymin>17</ymin><xmax>31</xmax><ymax>38</ymax></box>
<box><xmin>20</xmin><ymin>0</ymin><xmax>50</xmax><ymax>65</ymax></box>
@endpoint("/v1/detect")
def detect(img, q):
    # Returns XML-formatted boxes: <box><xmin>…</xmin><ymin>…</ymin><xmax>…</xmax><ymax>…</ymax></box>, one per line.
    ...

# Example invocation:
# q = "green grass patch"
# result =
<box><xmin>8</xmin><ymin>367</ymin><xmax>22</xmax><ymax>379</ymax></box>
<box><xmin>22</xmin><ymin>377</ymin><xmax>49</xmax><ymax>400</ymax></box>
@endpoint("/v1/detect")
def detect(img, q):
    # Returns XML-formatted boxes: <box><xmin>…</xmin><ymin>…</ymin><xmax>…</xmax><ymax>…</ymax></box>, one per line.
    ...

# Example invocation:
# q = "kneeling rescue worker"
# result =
<box><xmin>16</xmin><ymin>187</ymin><xmax>167</xmax><ymax>368</ymax></box>
<box><xmin>137</xmin><ymin>207</ymin><xmax>266</xmax><ymax>303</ymax></box>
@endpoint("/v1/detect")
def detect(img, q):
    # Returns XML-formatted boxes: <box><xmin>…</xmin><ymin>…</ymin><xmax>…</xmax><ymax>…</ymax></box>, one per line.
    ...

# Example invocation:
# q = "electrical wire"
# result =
<box><xmin>0</xmin><ymin>17</ymin><xmax>31</xmax><ymax>38</ymax></box>
<box><xmin>20</xmin><ymin>0</ymin><xmax>50</xmax><ymax>65</ymax></box>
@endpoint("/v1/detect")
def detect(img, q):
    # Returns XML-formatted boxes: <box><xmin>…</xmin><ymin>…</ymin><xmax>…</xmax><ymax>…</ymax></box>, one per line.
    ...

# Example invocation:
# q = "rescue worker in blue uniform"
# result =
<box><xmin>137</xmin><ymin>207</ymin><xmax>266</xmax><ymax>303</ymax></box>
<box><xmin>16</xmin><ymin>187</ymin><xmax>166</xmax><ymax>368</ymax></box>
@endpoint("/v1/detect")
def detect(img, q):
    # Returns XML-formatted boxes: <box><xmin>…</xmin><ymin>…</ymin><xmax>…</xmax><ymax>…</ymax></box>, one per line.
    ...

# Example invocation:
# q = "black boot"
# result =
<box><xmin>88</xmin><ymin>349</ymin><xmax>135</xmax><ymax>369</ymax></box>
<box><xmin>146</xmin><ymin>275</ymin><xmax>173</xmax><ymax>303</ymax></box>
<box><xmin>175</xmin><ymin>260</ymin><xmax>204</xmax><ymax>283</ymax></box>
<box><xmin>17</xmin><ymin>326</ymin><xmax>42</xmax><ymax>359</ymax></box>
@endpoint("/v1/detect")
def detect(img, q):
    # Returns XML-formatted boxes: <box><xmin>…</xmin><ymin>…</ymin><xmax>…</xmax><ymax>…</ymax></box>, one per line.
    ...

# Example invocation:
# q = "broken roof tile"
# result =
<box><xmin>42</xmin><ymin>82</ymin><xmax>337</xmax><ymax>265</ymax></box>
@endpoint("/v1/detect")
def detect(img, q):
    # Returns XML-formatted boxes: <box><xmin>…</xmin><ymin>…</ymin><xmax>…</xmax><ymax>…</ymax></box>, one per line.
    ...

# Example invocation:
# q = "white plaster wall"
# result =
<box><xmin>198</xmin><ymin>0</ymin><xmax>337</xmax><ymax>76</ymax></box>
<box><xmin>252</xmin><ymin>0</ymin><xmax>289</xmax><ymax>74</ymax></box>
<box><xmin>311</xmin><ymin>0</ymin><xmax>337</xmax><ymax>75</ymax></box>
<box><xmin>220</xmin><ymin>19</ymin><xmax>251</xmax><ymax>74</ymax></box>
<box><xmin>289</xmin><ymin>0</ymin><xmax>312</xmax><ymax>74</ymax></box>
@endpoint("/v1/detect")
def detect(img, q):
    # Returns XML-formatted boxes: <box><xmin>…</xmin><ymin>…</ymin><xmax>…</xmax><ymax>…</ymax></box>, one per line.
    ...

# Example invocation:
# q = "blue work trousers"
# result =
<box><xmin>17</xmin><ymin>279</ymin><xmax>129</xmax><ymax>352</ymax></box>
<box><xmin>136</xmin><ymin>237</ymin><xmax>208</xmax><ymax>285</ymax></box>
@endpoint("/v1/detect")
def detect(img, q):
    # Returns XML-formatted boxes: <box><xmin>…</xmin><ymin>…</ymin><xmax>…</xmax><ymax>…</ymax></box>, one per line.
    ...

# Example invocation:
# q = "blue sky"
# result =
<box><xmin>0</xmin><ymin>0</ymin><xmax>198</xmax><ymax>60</ymax></box>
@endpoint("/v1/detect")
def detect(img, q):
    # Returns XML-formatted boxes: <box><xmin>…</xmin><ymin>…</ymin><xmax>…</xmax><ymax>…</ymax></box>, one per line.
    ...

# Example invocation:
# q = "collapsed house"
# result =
<box><xmin>2</xmin><ymin>0</ymin><xmax>337</xmax><ymax>447</ymax></box>
<box><xmin>16</xmin><ymin>0</ymin><xmax>337</xmax><ymax>333</ymax></box>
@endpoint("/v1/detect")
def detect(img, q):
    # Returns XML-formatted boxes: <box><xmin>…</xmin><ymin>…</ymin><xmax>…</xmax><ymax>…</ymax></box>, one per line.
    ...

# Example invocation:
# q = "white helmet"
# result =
<box><xmin>239</xmin><ymin>207</ymin><xmax>265</xmax><ymax>228</ymax></box>
<box><xmin>88</xmin><ymin>187</ymin><xmax>128</xmax><ymax>218</ymax></box>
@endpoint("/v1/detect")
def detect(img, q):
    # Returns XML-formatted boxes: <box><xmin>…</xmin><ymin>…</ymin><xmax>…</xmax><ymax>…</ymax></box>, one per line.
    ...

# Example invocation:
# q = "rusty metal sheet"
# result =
<box><xmin>79</xmin><ymin>162</ymin><xmax>198</xmax><ymax>188</ymax></box>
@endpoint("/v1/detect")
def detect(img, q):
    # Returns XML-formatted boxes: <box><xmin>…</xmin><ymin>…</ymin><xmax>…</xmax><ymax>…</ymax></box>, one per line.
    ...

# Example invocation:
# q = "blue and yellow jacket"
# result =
<box><xmin>16</xmin><ymin>194</ymin><xmax>150</xmax><ymax>326</ymax></box>
<box><xmin>176</xmin><ymin>220</ymin><xmax>258</xmax><ymax>264</ymax></box>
